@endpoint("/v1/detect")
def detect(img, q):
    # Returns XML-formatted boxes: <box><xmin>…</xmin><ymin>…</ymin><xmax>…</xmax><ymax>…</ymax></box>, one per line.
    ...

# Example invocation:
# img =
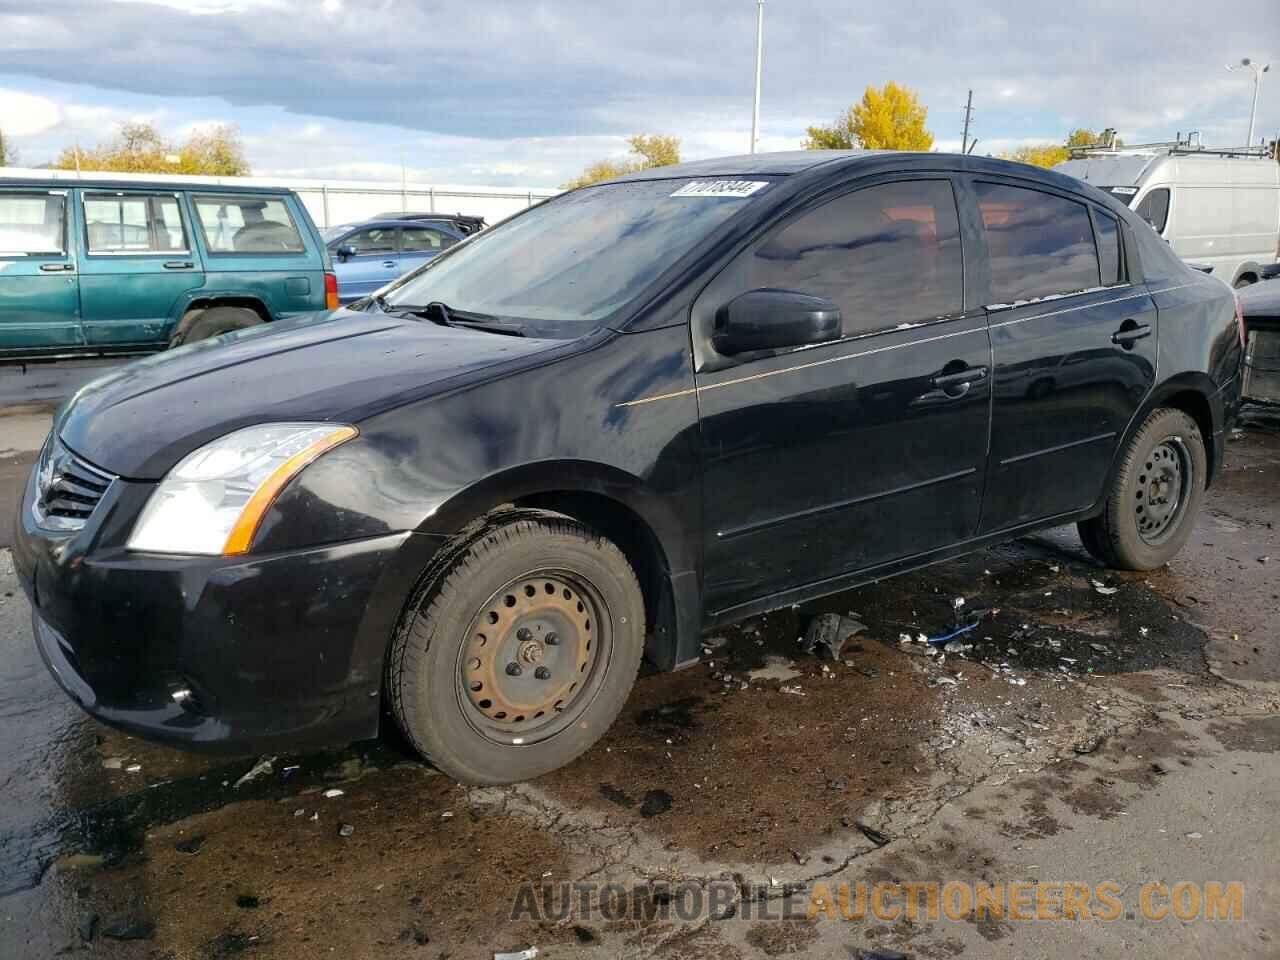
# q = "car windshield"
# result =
<box><xmin>379</xmin><ymin>177</ymin><xmax>771</xmax><ymax>336</ymax></box>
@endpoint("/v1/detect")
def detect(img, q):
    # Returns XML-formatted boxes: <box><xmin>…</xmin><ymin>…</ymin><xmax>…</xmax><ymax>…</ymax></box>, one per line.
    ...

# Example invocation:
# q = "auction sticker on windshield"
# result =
<box><xmin>670</xmin><ymin>180</ymin><xmax>769</xmax><ymax>198</ymax></box>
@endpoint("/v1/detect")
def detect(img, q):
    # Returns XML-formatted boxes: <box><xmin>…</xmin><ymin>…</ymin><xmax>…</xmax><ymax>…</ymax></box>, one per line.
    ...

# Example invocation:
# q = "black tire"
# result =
<box><xmin>169</xmin><ymin>306</ymin><xmax>262</xmax><ymax>347</ymax></box>
<box><xmin>1077</xmin><ymin>408</ymin><xmax>1206</xmax><ymax>570</ymax></box>
<box><xmin>1233</xmin><ymin>276</ymin><xmax>1256</xmax><ymax>290</ymax></box>
<box><xmin>387</xmin><ymin>515</ymin><xmax>645</xmax><ymax>784</ymax></box>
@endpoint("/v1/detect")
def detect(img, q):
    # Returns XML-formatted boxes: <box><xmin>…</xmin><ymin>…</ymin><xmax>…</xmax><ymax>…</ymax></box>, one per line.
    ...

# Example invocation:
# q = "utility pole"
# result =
<box><xmin>1228</xmin><ymin>58</ymin><xmax>1271</xmax><ymax>148</ymax></box>
<box><xmin>750</xmin><ymin>0</ymin><xmax>764</xmax><ymax>153</ymax></box>
<box><xmin>960</xmin><ymin>89</ymin><xmax>974</xmax><ymax>155</ymax></box>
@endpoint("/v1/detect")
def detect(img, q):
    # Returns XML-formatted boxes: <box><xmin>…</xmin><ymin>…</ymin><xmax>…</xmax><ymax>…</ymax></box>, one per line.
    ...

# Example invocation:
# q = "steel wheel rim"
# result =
<box><xmin>1135</xmin><ymin>437</ymin><xmax>1190</xmax><ymax>545</ymax></box>
<box><xmin>456</xmin><ymin>570</ymin><xmax>610</xmax><ymax>745</ymax></box>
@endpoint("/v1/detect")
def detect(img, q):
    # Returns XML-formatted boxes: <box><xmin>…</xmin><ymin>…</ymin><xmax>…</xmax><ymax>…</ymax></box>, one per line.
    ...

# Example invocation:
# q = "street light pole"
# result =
<box><xmin>750</xmin><ymin>0</ymin><xmax>764</xmax><ymax>153</ymax></box>
<box><xmin>1228</xmin><ymin>58</ymin><xmax>1271</xmax><ymax>148</ymax></box>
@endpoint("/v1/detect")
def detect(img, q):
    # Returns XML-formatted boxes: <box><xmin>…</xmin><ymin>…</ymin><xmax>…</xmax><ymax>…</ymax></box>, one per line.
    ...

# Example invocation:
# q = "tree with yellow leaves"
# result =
<box><xmin>1000</xmin><ymin>128</ymin><xmax>1123</xmax><ymax>169</ymax></box>
<box><xmin>53</xmin><ymin>122</ymin><xmax>250</xmax><ymax>176</ymax></box>
<box><xmin>804</xmin><ymin>82</ymin><xmax>934</xmax><ymax>151</ymax></box>
<box><xmin>563</xmin><ymin>134</ymin><xmax>681</xmax><ymax>189</ymax></box>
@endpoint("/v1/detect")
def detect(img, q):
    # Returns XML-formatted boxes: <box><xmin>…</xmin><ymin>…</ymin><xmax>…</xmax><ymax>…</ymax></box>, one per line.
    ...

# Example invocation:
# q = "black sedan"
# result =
<box><xmin>15</xmin><ymin>151</ymin><xmax>1242</xmax><ymax>784</ymax></box>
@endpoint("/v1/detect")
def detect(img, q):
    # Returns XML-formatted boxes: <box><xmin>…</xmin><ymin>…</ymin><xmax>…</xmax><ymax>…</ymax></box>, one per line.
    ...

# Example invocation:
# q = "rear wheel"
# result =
<box><xmin>1077</xmin><ymin>408</ymin><xmax>1206</xmax><ymax>570</ymax></box>
<box><xmin>1234</xmin><ymin>275</ymin><xmax>1256</xmax><ymax>290</ymax></box>
<box><xmin>169</xmin><ymin>306</ymin><xmax>263</xmax><ymax>347</ymax></box>
<box><xmin>387</xmin><ymin>515</ymin><xmax>645</xmax><ymax>784</ymax></box>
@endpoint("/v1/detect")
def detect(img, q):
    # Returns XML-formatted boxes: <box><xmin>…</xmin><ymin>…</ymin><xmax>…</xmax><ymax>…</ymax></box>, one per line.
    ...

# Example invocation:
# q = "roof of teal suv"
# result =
<box><xmin>0</xmin><ymin>176</ymin><xmax>297</xmax><ymax>195</ymax></box>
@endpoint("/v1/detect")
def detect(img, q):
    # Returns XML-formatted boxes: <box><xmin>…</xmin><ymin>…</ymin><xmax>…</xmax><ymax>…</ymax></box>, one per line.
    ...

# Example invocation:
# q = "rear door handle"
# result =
<box><xmin>382</xmin><ymin>260</ymin><xmax>398</xmax><ymax>269</ymax></box>
<box><xmin>1112</xmin><ymin>320</ymin><xmax>1152</xmax><ymax>348</ymax></box>
<box><xmin>39</xmin><ymin>263</ymin><xmax>74</xmax><ymax>272</ymax></box>
<box><xmin>163</xmin><ymin>261</ymin><xmax>194</xmax><ymax>270</ymax></box>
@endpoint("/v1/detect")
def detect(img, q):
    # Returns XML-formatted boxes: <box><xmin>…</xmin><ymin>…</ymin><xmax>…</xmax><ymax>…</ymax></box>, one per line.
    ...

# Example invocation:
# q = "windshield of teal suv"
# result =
<box><xmin>379</xmin><ymin>177</ymin><xmax>771</xmax><ymax>335</ymax></box>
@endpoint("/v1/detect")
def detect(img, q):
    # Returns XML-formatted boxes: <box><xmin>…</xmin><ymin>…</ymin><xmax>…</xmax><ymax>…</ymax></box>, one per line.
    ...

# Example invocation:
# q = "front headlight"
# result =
<box><xmin>127</xmin><ymin>422</ymin><xmax>358</xmax><ymax>556</ymax></box>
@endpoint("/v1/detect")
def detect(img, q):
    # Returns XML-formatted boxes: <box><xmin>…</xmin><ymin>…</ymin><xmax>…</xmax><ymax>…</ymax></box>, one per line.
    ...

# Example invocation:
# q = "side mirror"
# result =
<box><xmin>335</xmin><ymin>243</ymin><xmax>357</xmax><ymax>261</ymax></box>
<box><xmin>713</xmin><ymin>289</ymin><xmax>841</xmax><ymax>355</ymax></box>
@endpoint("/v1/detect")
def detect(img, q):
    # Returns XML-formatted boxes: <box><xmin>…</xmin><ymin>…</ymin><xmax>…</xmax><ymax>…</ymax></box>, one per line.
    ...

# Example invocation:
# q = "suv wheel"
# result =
<box><xmin>169</xmin><ymin>306</ymin><xmax>263</xmax><ymax>347</ymax></box>
<box><xmin>387</xmin><ymin>515</ymin><xmax>645</xmax><ymax>784</ymax></box>
<box><xmin>1078</xmin><ymin>408</ymin><xmax>1206</xmax><ymax>570</ymax></box>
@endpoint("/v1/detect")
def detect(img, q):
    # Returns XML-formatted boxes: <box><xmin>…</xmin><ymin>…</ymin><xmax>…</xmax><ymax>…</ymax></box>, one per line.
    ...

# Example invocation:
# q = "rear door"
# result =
<box><xmin>962</xmin><ymin>177</ymin><xmax>1157</xmax><ymax>532</ymax></box>
<box><xmin>331</xmin><ymin>225</ymin><xmax>400</xmax><ymax>302</ymax></box>
<box><xmin>0</xmin><ymin>188</ymin><xmax>82</xmax><ymax>353</ymax></box>
<box><xmin>398</xmin><ymin>223</ymin><xmax>458</xmax><ymax>273</ymax></box>
<box><xmin>77</xmin><ymin>189</ymin><xmax>206</xmax><ymax>347</ymax></box>
<box><xmin>695</xmin><ymin>176</ymin><xmax>992</xmax><ymax>616</ymax></box>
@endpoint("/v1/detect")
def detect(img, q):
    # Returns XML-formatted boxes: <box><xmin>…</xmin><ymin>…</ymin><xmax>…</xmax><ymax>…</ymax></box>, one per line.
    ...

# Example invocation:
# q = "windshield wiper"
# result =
<box><xmin>386</xmin><ymin>300</ymin><xmax>525</xmax><ymax>336</ymax></box>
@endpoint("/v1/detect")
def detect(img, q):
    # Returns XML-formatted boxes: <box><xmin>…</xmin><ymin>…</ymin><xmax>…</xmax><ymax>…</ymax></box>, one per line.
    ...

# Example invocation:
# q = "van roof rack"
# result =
<box><xmin>1068</xmin><ymin>130</ymin><xmax>1277</xmax><ymax>161</ymax></box>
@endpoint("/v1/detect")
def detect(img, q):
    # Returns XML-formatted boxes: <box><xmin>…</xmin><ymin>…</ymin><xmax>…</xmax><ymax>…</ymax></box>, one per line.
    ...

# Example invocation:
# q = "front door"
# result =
<box><xmin>963</xmin><ymin>178</ymin><xmax>1158</xmax><ymax>532</ymax></box>
<box><xmin>694</xmin><ymin>177</ymin><xmax>993</xmax><ymax>617</ymax></box>
<box><xmin>77</xmin><ymin>190</ymin><xmax>206</xmax><ymax>347</ymax></box>
<box><xmin>398</xmin><ymin>223</ymin><xmax>458</xmax><ymax>274</ymax></box>
<box><xmin>333</xmin><ymin>226</ymin><xmax>400</xmax><ymax>303</ymax></box>
<box><xmin>0</xmin><ymin>188</ymin><xmax>82</xmax><ymax>353</ymax></box>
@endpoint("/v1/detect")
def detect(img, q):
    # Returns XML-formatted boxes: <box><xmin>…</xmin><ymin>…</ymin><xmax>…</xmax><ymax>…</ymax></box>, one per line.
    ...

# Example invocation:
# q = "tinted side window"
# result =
<box><xmin>401</xmin><ymin>226</ymin><xmax>456</xmax><ymax>252</ymax></box>
<box><xmin>744</xmin><ymin>180</ymin><xmax>963</xmax><ymax>335</ymax></box>
<box><xmin>83</xmin><ymin>194</ymin><xmax>187</xmax><ymax>253</ymax></box>
<box><xmin>974</xmin><ymin>183</ymin><xmax>1100</xmax><ymax>303</ymax></box>
<box><xmin>0</xmin><ymin>193</ymin><xmax>65</xmax><ymax>255</ymax></box>
<box><xmin>1094</xmin><ymin>210</ymin><xmax>1122</xmax><ymax>286</ymax></box>
<box><xmin>1135</xmin><ymin>188</ymin><xmax>1170</xmax><ymax>235</ymax></box>
<box><xmin>193</xmin><ymin>195</ymin><xmax>305</xmax><ymax>253</ymax></box>
<box><xmin>343</xmin><ymin>227</ymin><xmax>396</xmax><ymax>254</ymax></box>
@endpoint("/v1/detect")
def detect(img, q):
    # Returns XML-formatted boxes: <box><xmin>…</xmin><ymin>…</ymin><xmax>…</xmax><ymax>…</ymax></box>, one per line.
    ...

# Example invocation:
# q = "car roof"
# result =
<box><xmin>0</xmin><ymin>176</ymin><xmax>296</xmax><ymax>195</ymax></box>
<box><xmin>327</xmin><ymin>218</ymin><xmax>463</xmax><ymax>236</ymax></box>
<box><xmin>609</xmin><ymin>150</ymin><xmax>874</xmax><ymax>181</ymax></box>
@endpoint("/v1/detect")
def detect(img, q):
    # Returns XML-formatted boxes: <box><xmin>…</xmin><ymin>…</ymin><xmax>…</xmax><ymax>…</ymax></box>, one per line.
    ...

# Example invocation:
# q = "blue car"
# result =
<box><xmin>324</xmin><ymin>218</ymin><xmax>463</xmax><ymax>303</ymax></box>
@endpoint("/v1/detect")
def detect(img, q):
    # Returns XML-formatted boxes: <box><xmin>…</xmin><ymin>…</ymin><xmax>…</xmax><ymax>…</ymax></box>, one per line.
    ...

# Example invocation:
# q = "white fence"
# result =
<box><xmin>0</xmin><ymin>166</ymin><xmax>561</xmax><ymax>229</ymax></box>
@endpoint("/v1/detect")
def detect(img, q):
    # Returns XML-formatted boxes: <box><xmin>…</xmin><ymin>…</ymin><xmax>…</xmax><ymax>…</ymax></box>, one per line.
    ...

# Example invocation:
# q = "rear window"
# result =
<box><xmin>1093</xmin><ymin>210</ymin><xmax>1123</xmax><ymax>285</ymax></box>
<box><xmin>83</xmin><ymin>193</ymin><xmax>188</xmax><ymax>253</ymax></box>
<box><xmin>974</xmin><ymin>182</ymin><xmax>1101</xmax><ymax>303</ymax></box>
<box><xmin>192</xmin><ymin>195</ymin><xmax>305</xmax><ymax>254</ymax></box>
<box><xmin>0</xmin><ymin>192</ymin><xmax>65</xmax><ymax>255</ymax></box>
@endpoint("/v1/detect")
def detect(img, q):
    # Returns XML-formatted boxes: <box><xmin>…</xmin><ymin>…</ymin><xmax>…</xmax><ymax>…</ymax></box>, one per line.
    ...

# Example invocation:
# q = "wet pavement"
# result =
<box><xmin>0</xmin><ymin>409</ymin><xmax>1278</xmax><ymax>958</ymax></box>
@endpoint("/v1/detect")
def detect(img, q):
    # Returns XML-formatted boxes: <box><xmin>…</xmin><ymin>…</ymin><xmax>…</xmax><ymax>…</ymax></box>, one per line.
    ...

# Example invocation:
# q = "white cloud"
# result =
<box><xmin>0</xmin><ymin>89</ymin><xmax>63</xmax><ymax>137</ymax></box>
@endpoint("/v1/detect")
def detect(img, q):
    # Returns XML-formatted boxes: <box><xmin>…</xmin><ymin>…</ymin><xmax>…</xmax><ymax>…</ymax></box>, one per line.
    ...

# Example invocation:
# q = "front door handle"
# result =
<box><xmin>382</xmin><ymin>260</ymin><xmax>398</xmax><ymax>269</ymax></box>
<box><xmin>1112</xmin><ymin>319</ymin><xmax>1152</xmax><ymax>348</ymax></box>
<box><xmin>931</xmin><ymin>366</ymin><xmax>989</xmax><ymax>390</ymax></box>
<box><xmin>163</xmin><ymin>261</ymin><xmax>194</xmax><ymax>270</ymax></box>
<box><xmin>39</xmin><ymin>263</ymin><xmax>74</xmax><ymax>272</ymax></box>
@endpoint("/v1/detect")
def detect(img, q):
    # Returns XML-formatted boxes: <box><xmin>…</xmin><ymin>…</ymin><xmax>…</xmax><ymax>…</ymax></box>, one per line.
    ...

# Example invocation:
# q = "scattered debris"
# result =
<box><xmin>102</xmin><ymin>757</ymin><xmax>124</xmax><ymax>770</ymax></box>
<box><xmin>779</xmin><ymin>684</ymin><xmax>805</xmax><ymax>696</ymax></box>
<box><xmin>338</xmin><ymin>823</ymin><xmax>355</xmax><ymax>838</ymax></box>
<box><xmin>1186</xmin><ymin>832</ymin><xmax>1203</xmax><ymax>840</ymax></box>
<box><xmin>802</xmin><ymin>612</ymin><xmax>867</xmax><ymax>660</ymax></box>
<box><xmin>322</xmin><ymin>788</ymin><xmax>345</xmax><ymax>799</ymax></box>
<box><xmin>1091</xmin><ymin>580</ymin><xmax>1119</xmax><ymax>596</ymax></box>
<box><xmin>233</xmin><ymin>756</ymin><xmax>276</xmax><ymax>789</ymax></box>
<box><xmin>748</xmin><ymin>656</ymin><xmax>801</xmax><ymax>683</ymax></box>
<box><xmin>1073</xmin><ymin>737</ymin><xmax>1102</xmax><ymax>755</ymax></box>
<box><xmin>101</xmin><ymin>917</ymin><xmax>156</xmax><ymax>941</ymax></box>
<box><xmin>855</xmin><ymin>822</ymin><xmax>890</xmax><ymax>847</ymax></box>
<box><xmin>494</xmin><ymin>949</ymin><xmax>538</xmax><ymax>960</ymax></box>
<box><xmin>125</xmin><ymin>763</ymin><xmax>142</xmax><ymax>774</ymax></box>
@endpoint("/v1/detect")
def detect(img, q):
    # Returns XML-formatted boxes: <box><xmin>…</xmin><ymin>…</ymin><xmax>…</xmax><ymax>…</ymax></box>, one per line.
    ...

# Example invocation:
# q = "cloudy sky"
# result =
<box><xmin>1</xmin><ymin>0</ymin><xmax>1277</xmax><ymax>187</ymax></box>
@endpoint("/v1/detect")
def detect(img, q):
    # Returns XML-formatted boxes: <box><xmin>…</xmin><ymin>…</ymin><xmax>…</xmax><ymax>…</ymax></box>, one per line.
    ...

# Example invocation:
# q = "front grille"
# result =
<box><xmin>33</xmin><ymin>436</ymin><xmax>116</xmax><ymax>531</ymax></box>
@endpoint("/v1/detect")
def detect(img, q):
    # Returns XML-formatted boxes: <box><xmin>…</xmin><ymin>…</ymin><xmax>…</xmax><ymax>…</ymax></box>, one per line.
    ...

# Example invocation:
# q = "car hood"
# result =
<box><xmin>57</xmin><ymin>309</ymin><xmax>563</xmax><ymax>480</ymax></box>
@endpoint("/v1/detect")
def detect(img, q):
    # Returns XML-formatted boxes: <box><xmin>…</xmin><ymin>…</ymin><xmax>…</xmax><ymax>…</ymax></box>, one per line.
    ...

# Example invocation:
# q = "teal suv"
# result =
<box><xmin>0</xmin><ymin>179</ymin><xmax>338</xmax><ymax>358</ymax></box>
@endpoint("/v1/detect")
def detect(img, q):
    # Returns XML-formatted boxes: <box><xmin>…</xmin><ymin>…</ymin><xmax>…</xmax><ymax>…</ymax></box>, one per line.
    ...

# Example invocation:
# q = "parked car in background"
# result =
<box><xmin>1240</xmin><ymin>280</ymin><xmax>1280</xmax><ymax>403</ymax></box>
<box><xmin>16</xmin><ymin>151</ymin><xmax>1241</xmax><ymax>786</ymax></box>
<box><xmin>0</xmin><ymin>178</ymin><xmax>336</xmax><ymax>358</ymax></box>
<box><xmin>1055</xmin><ymin>144</ymin><xmax>1280</xmax><ymax>288</ymax></box>
<box><xmin>324</xmin><ymin>218</ymin><xmax>463</xmax><ymax>303</ymax></box>
<box><xmin>372</xmin><ymin>211</ymin><xmax>487</xmax><ymax>235</ymax></box>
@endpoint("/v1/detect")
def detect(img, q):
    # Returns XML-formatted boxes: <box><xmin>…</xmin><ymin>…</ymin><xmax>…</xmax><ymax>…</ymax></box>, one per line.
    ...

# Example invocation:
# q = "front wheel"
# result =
<box><xmin>387</xmin><ymin>515</ymin><xmax>645</xmax><ymax>784</ymax></box>
<box><xmin>1077</xmin><ymin>408</ymin><xmax>1206</xmax><ymax>570</ymax></box>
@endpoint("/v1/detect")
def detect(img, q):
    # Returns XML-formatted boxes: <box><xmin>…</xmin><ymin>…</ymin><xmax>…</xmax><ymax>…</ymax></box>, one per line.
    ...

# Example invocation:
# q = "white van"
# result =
<box><xmin>1056</xmin><ymin>147</ymin><xmax>1280</xmax><ymax>288</ymax></box>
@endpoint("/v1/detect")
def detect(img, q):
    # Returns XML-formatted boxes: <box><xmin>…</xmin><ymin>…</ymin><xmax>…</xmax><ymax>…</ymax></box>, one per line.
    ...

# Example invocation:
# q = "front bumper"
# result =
<box><xmin>14</xmin><ymin>460</ymin><xmax>440</xmax><ymax>755</ymax></box>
